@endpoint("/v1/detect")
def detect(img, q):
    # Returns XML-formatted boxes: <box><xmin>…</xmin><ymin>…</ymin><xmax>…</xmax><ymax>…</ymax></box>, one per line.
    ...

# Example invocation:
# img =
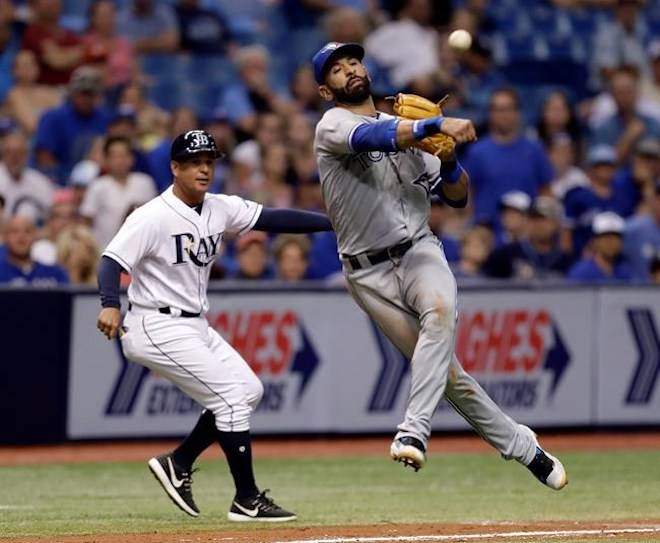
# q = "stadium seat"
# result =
<box><xmin>182</xmin><ymin>55</ymin><xmax>237</xmax><ymax>87</ymax></box>
<box><xmin>504</xmin><ymin>35</ymin><xmax>539</xmax><ymax>62</ymax></box>
<box><xmin>544</xmin><ymin>35</ymin><xmax>576</xmax><ymax>61</ymax></box>
<box><xmin>286</xmin><ymin>27</ymin><xmax>328</xmax><ymax>73</ymax></box>
<box><xmin>140</xmin><ymin>54</ymin><xmax>186</xmax><ymax>83</ymax></box>
<box><xmin>147</xmin><ymin>80</ymin><xmax>183</xmax><ymax>112</ymax></box>
<box><xmin>502</xmin><ymin>60</ymin><xmax>589</xmax><ymax>100</ymax></box>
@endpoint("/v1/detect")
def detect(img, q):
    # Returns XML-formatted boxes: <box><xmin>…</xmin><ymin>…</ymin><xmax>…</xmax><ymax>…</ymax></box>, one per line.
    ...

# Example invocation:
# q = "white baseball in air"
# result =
<box><xmin>448</xmin><ymin>29</ymin><xmax>472</xmax><ymax>52</ymax></box>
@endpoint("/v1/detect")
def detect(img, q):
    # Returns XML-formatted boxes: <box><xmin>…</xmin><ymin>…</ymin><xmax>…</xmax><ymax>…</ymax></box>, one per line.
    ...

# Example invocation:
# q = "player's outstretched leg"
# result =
<box><xmin>443</xmin><ymin>358</ymin><xmax>568</xmax><ymax>490</ymax></box>
<box><xmin>525</xmin><ymin>435</ymin><xmax>568</xmax><ymax>490</ymax></box>
<box><xmin>147</xmin><ymin>409</ymin><xmax>217</xmax><ymax>517</ymax></box>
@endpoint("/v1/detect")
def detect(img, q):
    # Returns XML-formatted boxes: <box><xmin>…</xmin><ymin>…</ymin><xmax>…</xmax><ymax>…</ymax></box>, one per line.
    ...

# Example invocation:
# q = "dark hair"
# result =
<box><xmin>489</xmin><ymin>86</ymin><xmax>521</xmax><ymax>110</ymax></box>
<box><xmin>651</xmin><ymin>253</ymin><xmax>660</xmax><ymax>275</ymax></box>
<box><xmin>536</xmin><ymin>90</ymin><xmax>582</xmax><ymax>148</ymax></box>
<box><xmin>103</xmin><ymin>135</ymin><xmax>132</xmax><ymax>155</ymax></box>
<box><xmin>611</xmin><ymin>64</ymin><xmax>640</xmax><ymax>81</ymax></box>
<box><xmin>273</xmin><ymin>234</ymin><xmax>311</xmax><ymax>261</ymax></box>
<box><xmin>87</xmin><ymin>0</ymin><xmax>116</xmax><ymax>32</ymax></box>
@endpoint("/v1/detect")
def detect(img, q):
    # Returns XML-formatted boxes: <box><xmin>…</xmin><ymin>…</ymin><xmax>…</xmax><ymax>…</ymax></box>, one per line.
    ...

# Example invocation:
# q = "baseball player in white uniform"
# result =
<box><xmin>96</xmin><ymin>129</ymin><xmax>333</xmax><ymax>522</ymax></box>
<box><xmin>312</xmin><ymin>42</ymin><xmax>568</xmax><ymax>490</ymax></box>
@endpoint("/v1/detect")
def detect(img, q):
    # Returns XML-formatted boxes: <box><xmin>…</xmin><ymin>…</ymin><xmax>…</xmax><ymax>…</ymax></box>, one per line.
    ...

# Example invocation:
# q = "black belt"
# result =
<box><xmin>343</xmin><ymin>239</ymin><xmax>413</xmax><ymax>271</ymax></box>
<box><xmin>128</xmin><ymin>302</ymin><xmax>201</xmax><ymax>318</ymax></box>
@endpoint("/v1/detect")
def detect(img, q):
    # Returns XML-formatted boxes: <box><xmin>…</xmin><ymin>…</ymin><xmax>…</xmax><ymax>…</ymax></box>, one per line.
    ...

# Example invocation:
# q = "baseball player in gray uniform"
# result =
<box><xmin>96</xmin><ymin>130</ymin><xmax>333</xmax><ymax>521</ymax></box>
<box><xmin>312</xmin><ymin>42</ymin><xmax>568</xmax><ymax>490</ymax></box>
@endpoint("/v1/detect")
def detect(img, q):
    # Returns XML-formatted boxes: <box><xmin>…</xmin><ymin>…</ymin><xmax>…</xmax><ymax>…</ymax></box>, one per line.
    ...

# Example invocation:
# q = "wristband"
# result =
<box><xmin>440</xmin><ymin>157</ymin><xmax>463</xmax><ymax>185</ymax></box>
<box><xmin>412</xmin><ymin>116</ymin><xmax>444</xmax><ymax>140</ymax></box>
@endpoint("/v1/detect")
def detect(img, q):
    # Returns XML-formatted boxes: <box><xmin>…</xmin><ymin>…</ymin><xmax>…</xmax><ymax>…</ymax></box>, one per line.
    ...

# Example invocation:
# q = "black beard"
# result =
<box><xmin>330</xmin><ymin>76</ymin><xmax>371</xmax><ymax>104</ymax></box>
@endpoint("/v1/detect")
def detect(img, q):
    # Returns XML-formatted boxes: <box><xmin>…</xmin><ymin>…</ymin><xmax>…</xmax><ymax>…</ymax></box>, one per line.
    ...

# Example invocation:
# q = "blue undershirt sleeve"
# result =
<box><xmin>349</xmin><ymin>119</ymin><xmax>399</xmax><ymax>153</ymax></box>
<box><xmin>98</xmin><ymin>255</ymin><xmax>124</xmax><ymax>308</ymax></box>
<box><xmin>252</xmin><ymin>208</ymin><xmax>333</xmax><ymax>233</ymax></box>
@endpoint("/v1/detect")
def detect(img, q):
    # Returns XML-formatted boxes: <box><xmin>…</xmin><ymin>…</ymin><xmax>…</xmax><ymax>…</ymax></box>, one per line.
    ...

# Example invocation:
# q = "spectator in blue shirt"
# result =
<box><xmin>624</xmin><ymin>180</ymin><xmax>660</xmax><ymax>281</ymax></box>
<box><xmin>564</xmin><ymin>144</ymin><xmax>640</xmax><ymax>257</ymax></box>
<box><xmin>496</xmin><ymin>190</ymin><xmax>531</xmax><ymax>247</ymax></box>
<box><xmin>484</xmin><ymin>196</ymin><xmax>573</xmax><ymax>280</ymax></box>
<box><xmin>117</xmin><ymin>0</ymin><xmax>179</xmax><ymax>55</ymax></box>
<box><xmin>175</xmin><ymin>0</ymin><xmax>235</xmax><ymax>55</ymax></box>
<box><xmin>220</xmin><ymin>45</ymin><xmax>292</xmax><ymax>137</ymax></box>
<box><xmin>33</xmin><ymin>66</ymin><xmax>111</xmax><ymax>185</ymax></box>
<box><xmin>307</xmin><ymin>230</ymin><xmax>341</xmax><ymax>279</ymax></box>
<box><xmin>462</xmin><ymin>87</ymin><xmax>554</xmax><ymax>224</ymax></box>
<box><xmin>612</xmin><ymin>137</ymin><xmax>659</xmax><ymax>212</ymax></box>
<box><xmin>568</xmin><ymin>212</ymin><xmax>633</xmax><ymax>283</ymax></box>
<box><xmin>590</xmin><ymin>67</ymin><xmax>660</xmax><ymax>163</ymax></box>
<box><xmin>0</xmin><ymin>5</ymin><xmax>21</xmax><ymax>105</ymax></box>
<box><xmin>0</xmin><ymin>215</ymin><xmax>68</xmax><ymax>285</ymax></box>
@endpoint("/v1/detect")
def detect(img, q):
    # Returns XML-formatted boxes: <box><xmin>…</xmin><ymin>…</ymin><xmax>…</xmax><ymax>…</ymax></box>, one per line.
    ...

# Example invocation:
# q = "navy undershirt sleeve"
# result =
<box><xmin>98</xmin><ymin>255</ymin><xmax>124</xmax><ymax>308</ymax></box>
<box><xmin>252</xmin><ymin>208</ymin><xmax>333</xmax><ymax>233</ymax></box>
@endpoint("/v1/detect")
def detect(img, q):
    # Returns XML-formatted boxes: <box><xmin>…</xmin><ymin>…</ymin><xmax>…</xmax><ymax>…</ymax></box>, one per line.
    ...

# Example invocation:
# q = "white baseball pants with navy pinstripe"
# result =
<box><xmin>120</xmin><ymin>309</ymin><xmax>263</xmax><ymax>432</ymax></box>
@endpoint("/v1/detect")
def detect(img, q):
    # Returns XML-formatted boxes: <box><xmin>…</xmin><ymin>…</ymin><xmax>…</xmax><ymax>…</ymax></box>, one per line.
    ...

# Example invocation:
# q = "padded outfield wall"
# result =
<box><xmin>1</xmin><ymin>284</ymin><xmax>659</xmax><ymax>443</ymax></box>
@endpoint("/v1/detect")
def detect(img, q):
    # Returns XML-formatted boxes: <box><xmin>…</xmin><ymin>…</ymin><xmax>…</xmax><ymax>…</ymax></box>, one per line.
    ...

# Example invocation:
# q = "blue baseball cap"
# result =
<box><xmin>312</xmin><ymin>42</ymin><xmax>365</xmax><ymax>84</ymax></box>
<box><xmin>586</xmin><ymin>145</ymin><xmax>617</xmax><ymax>166</ymax></box>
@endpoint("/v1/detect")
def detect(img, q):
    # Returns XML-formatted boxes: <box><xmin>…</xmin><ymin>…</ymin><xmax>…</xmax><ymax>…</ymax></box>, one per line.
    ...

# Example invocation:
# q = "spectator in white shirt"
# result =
<box><xmin>364</xmin><ymin>0</ymin><xmax>439</xmax><ymax>92</ymax></box>
<box><xmin>0</xmin><ymin>130</ymin><xmax>55</xmax><ymax>224</ymax></box>
<box><xmin>80</xmin><ymin>135</ymin><xmax>156</xmax><ymax>249</ymax></box>
<box><xmin>592</xmin><ymin>0</ymin><xmax>651</xmax><ymax>87</ymax></box>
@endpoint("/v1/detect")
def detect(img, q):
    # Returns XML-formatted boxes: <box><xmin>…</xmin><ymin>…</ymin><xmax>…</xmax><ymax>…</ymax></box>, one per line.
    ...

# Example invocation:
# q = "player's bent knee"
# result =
<box><xmin>423</xmin><ymin>298</ymin><xmax>457</xmax><ymax>334</ymax></box>
<box><xmin>246</xmin><ymin>378</ymin><xmax>264</xmax><ymax>409</ymax></box>
<box><xmin>210</xmin><ymin>403</ymin><xmax>252</xmax><ymax>432</ymax></box>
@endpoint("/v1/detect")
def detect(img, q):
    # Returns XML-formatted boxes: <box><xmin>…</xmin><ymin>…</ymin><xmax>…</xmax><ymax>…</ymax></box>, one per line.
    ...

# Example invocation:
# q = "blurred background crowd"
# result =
<box><xmin>0</xmin><ymin>0</ymin><xmax>658</xmax><ymax>288</ymax></box>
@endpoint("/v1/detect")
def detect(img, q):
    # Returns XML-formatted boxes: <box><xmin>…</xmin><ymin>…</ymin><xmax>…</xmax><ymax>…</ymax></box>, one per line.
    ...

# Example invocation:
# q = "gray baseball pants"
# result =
<box><xmin>345</xmin><ymin>234</ymin><xmax>537</xmax><ymax>465</ymax></box>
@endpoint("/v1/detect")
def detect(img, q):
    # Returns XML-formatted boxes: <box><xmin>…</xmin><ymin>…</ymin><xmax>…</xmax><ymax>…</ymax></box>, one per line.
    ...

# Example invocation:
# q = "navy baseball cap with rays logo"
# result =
<box><xmin>312</xmin><ymin>42</ymin><xmax>365</xmax><ymax>84</ymax></box>
<box><xmin>170</xmin><ymin>129</ymin><xmax>223</xmax><ymax>161</ymax></box>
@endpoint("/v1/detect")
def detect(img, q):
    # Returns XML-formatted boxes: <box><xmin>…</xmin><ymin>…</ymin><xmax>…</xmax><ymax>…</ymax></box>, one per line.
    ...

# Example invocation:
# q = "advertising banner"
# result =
<box><xmin>595</xmin><ymin>288</ymin><xmax>660</xmax><ymax>424</ymax></box>
<box><xmin>68</xmin><ymin>287</ymin><xmax>597</xmax><ymax>439</ymax></box>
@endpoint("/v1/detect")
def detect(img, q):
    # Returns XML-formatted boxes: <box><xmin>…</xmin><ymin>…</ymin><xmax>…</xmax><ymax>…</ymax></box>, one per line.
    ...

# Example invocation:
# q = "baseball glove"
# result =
<box><xmin>391</xmin><ymin>93</ymin><xmax>456</xmax><ymax>161</ymax></box>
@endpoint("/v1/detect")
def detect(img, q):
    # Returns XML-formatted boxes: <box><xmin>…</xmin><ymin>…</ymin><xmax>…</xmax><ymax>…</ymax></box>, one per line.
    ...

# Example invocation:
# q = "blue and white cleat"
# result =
<box><xmin>526</xmin><ymin>445</ymin><xmax>568</xmax><ymax>490</ymax></box>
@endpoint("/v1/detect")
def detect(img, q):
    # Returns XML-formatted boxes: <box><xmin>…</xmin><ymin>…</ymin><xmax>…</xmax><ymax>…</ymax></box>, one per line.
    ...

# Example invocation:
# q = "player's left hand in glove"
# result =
<box><xmin>391</xmin><ymin>93</ymin><xmax>476</xmax><ymax>159</ymax></box>
<box><xmin>97</xmin><ymin>307</ymin><xmax>122</xmax><ymax>340</ymax></box>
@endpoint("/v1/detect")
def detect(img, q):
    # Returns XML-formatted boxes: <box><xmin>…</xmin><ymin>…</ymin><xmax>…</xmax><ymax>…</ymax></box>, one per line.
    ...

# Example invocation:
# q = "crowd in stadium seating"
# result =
<box><xmin>0</xmin><ymin>0</ymin><xmax>658</xmax><ymax>287</ymax></box>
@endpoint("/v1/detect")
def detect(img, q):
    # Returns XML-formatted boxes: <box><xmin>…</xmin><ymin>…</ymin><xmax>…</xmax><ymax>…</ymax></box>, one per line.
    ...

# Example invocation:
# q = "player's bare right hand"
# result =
<box><xmin>97</xmin><ymin>307</ymin><xmax>122</xmax><ymax>340</ymax></box>
<box><xmin>440</xmin><ymin>118</ymin><xmax>477</xmax><ymax>144</ymax></box>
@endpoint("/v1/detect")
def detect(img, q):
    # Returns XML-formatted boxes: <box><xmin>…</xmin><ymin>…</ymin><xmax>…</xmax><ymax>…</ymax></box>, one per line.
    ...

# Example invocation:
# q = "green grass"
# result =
<box><xmin>1</xmin><ymin>450</ymin><xmax>659</xmax><ymax>539</ymax></box>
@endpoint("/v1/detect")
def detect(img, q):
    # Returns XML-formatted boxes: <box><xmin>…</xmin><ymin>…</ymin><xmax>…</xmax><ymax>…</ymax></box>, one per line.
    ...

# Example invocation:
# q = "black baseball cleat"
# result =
<box><xmin>526</xmin><ymin>446</ymin><xmax>568</xmax><ymax>490</ymax></box>
<box><xmin>227</xmin><ymin>489</ymin><xmax>297</xmax><ymax>522</ymax></box>
<box><xmin>390</xmin><ymin>436</ymin><xmax>427</xmax><ymax>471</ymax></box>
<box><xmin>148</xmin><ymin>454</ymin><xmax>200</xmax><ymax>517</ymax></box>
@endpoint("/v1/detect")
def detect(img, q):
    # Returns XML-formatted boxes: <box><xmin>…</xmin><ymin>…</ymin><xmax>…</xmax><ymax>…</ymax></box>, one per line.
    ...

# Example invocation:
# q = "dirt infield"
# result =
<box><xmin>1</xmin><ymin>432</ymin><xmax>660</xmax><ymax>466</ymax></box>
<box><xmin>3</xmin><ymin>433</ymin><xmax>660</xmax><ymax>542</ymax></box>
<box><xmin>6</xmin><ymin>521</ymin><xmax>660</xmax><ymax>543</ymax></box>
